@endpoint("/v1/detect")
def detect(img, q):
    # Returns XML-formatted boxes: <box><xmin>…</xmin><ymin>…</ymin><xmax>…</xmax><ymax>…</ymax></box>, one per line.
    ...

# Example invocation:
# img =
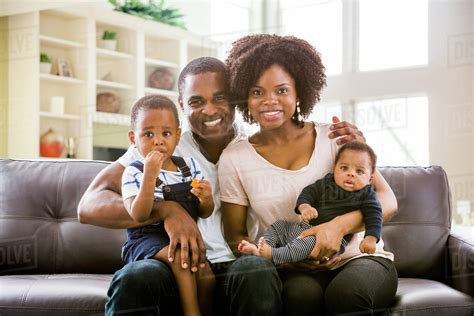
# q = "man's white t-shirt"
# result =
<box><xmin>118</xmin><ymin>123</ymin><xmax>248</xmax><ymax>263</ymax></box>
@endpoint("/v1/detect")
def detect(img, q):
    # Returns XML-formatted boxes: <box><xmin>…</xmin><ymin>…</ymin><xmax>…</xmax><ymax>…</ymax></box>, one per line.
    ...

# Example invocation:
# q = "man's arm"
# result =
<box><xmin>78</xmin><ymin>162</ymin><xmax>138</xmax><ymax>228</ymax></box>
<box><xmin>77</xmin><ymin>161</ymin><xmax>207</xmax><ymax>270</ymax></box>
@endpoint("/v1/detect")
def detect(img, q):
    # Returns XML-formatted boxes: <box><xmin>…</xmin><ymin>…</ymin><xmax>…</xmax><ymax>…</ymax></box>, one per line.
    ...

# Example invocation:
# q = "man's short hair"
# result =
<box><xmin>178</xmin><ymin>57</ymin><xmax>229</xmax><ymax>97</ymax></box>
<box><xmin>130</xmin><ymin>95</ymin><xmax>179</xmax><ymax>130</ymax></box>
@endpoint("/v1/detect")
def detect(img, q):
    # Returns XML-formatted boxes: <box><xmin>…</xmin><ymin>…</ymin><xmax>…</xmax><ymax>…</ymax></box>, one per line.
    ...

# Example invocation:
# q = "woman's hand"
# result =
<box><xmin>329</xmin><ymin>116</ymin><xmax>366</xmax><ymax>145</ymax></box>
<box><xmin>298</xmin><ymin>220</ymin><xmax>345</xmax><ymax>262</ymax></box>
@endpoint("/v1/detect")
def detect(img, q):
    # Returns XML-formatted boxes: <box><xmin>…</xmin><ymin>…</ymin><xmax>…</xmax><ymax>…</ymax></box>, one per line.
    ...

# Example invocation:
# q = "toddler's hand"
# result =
<box><xmin>191</xmin><ymin>179</ymin><xmax>212</xmax><ymax>204</ymax></box>
<box><xmin>299</xmin><ymin>204</ymin><xmax>318</xmax><ymax>222</ymax></box>
<box><xmin>359</xmin><ymin>236</ymin><xmax>377</xmax><ymax>254</ymax></box>
<box><xmin>143</xmin><ymin>151</ymin><xmax>165</xmax><ymax>179</ymax></box>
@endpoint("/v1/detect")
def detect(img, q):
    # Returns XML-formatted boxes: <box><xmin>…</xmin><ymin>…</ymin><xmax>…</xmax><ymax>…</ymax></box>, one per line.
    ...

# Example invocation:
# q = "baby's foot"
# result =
<box><xmin>257</xmin><ymin>237</ymin><xmax>272</xmax><ymax>260</ymax></box>
<box><xmin>238</xmin><ymin>240</ymin><xmax>259</xmax><ymax>256</ymax></box>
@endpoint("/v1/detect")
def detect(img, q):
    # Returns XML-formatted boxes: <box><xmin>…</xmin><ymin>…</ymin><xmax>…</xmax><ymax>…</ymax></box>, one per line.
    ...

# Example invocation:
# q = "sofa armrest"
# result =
<box><xmin>448</xmin><ymin>233</ymin><xmax>474</xmax><ymax>296</ymax></box>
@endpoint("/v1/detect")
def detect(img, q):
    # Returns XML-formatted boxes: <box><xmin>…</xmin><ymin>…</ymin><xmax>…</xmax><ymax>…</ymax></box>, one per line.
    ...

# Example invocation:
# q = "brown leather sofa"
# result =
<box><xmin>0</xmin><ymin>159</ymin><xmax>473</xmax><ymax>315</ymax></box>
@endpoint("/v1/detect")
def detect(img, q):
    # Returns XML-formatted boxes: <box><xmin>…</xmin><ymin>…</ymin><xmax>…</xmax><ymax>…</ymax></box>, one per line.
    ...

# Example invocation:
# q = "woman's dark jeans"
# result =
<box><xmin>281</xmin><ymin>256</ymin><xmax>398</xmax><ymax>315</ymax></box>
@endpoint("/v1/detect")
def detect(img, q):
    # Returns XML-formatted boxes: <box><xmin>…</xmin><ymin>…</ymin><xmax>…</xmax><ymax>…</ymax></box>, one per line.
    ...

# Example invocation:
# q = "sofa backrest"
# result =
<box><xmin>0</xmin><ymin>159</ymin><xmax>124</xmax><ymax>275</ymax></box>
<box><xmin>0</xmin><ymin>159</ymin><xmax>451</xmax><ymax>279</ymax></box>
<box><xmin>380</xmin><ymin>166</ymin><xmax>451</xmax><ymax>280</ymax></box>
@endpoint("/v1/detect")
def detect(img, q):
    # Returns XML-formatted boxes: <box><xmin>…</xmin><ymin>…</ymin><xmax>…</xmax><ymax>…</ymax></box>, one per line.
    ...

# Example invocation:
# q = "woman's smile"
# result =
<box><xmin>260</xmin><ymin>110</ymin><xmax>283</xmax><ymax>120</ymax></box>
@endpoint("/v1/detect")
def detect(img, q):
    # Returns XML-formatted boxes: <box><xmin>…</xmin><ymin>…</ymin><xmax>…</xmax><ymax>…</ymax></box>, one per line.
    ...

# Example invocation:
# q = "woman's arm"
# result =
<box><xmin>372</xmin><ymin>169</ymin><xmax>398</xmax><ymax>223</ymax></box>
<box><xmin>221</xmin><ymin>201</ymin><xmax>252</xmax><ymax>256</ymax></box>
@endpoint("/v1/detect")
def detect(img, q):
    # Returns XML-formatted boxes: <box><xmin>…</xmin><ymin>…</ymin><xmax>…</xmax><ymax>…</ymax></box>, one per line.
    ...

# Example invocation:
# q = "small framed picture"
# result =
<box><xmin>57</xmin><ymin>58</ymin><xmax>73</xmax><ymax>77</ymax></box>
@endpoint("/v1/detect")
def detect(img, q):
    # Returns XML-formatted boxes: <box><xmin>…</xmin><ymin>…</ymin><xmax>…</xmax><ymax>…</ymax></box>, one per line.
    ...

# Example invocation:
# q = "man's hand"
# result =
<box><xmin>299</xmin><ymin>204</ymin><xmax>318</xmax><ymax>223</ymax></box>
<box><xmin>329</xmin><ymin>116</ymin><xmax>366</xmax><ymax>145</ymax></box>
<box><xmin>298</xmin><ymin>220</ymin><xmax>345</xmax><ymax>261</ymax></box>
<box><xmin>163</xmin><ymin>209</ymin><xmax>207</xmax><ymax>272</ymax></box>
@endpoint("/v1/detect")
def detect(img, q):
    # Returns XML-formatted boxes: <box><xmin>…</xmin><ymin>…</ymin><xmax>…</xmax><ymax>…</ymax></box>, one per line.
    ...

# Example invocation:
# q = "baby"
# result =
<box><xmin>121</xmin><ymin>95</ymin><xmax>214</xmax><ymax>316</ymax></box>
<box><xmin>239</xmin><ymin>141</ymin><xmax>382</xmax><ymax>266</ymax></box>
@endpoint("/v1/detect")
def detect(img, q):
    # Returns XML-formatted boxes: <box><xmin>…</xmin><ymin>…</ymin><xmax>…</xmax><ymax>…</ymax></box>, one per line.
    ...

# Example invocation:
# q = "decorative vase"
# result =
<box><xmin>96</xmin><ymin>92</ymin><xmax>121</xmax><ymax>113</ymax></box>
<box><xmin>40</xmin><ymin>128</ymin><xmax>64</xmax><ymax>158</ymax></box>
<box><xmin>40</xmin><ymin>62</ymin><xmax>52</xmax><ymax>74</ymax></box>
<box><xmin>149</xmin><ymin>68</ymin><xmax>175</xmax><ymax>90</ymax></box>
<box><xmin>99</xmin><ymin>39</ymin><xmax>117</xmax><ymax>51</ymax></box>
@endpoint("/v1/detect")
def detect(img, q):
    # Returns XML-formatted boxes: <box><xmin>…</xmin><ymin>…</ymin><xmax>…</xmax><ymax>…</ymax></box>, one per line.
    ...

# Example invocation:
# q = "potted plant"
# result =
<box><xmin>99</xmin><ymin>30</ymin><xmax>117</xmax><ymax>51</ymax></box>
<box><xmin>40</xmin><ymin>53</ymin><xmax>52</xmax><ymax>74</ymax></box>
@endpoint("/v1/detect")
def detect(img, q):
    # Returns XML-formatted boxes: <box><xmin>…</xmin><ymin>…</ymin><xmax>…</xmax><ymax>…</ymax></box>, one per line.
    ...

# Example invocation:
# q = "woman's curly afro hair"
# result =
<box><xmin>225</xmin><ymin>34</ymin><xmax>327</xmax><ymax>123</ymax></box>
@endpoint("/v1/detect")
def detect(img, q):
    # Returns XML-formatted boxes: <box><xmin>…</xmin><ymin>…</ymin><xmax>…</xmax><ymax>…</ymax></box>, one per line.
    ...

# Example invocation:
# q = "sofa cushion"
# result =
<box><xmin>380</xmin><ymin>167</ymin><xmax>451</xmax><ymax>280</ymax></box>
<box><xmin>0</xmin><ymin>159</ymin><xmax>125</xmax><ymax>275</ymax></box>
<box><xmin>0</xmin><ymin>274</ymin><xmax>111</xmax><ymax>315</ymax></box>
<box><xmin>388</xmin><ymin>278</ymin><xmax>474</xmax><ymax>315</ymax></box>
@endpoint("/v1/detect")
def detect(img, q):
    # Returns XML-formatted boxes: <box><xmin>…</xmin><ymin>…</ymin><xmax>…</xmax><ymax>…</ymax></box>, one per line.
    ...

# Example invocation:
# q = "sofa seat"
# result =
<box><xmin>0</xmin><ymin>274</ymin><xmax>111</xmax><ymax>315</ymax></box>
<box><xmin>388</xmin><ymin>278</ymin><xmax>473</xmax><ymax>315</ymax></box>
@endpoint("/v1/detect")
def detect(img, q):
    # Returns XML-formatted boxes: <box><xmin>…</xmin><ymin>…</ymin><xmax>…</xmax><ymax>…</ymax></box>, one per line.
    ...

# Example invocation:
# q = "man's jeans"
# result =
<box><xmin>106</xmin><ymin>259</ymin><xmax>180</xmax><ymax>315</ymax></box>
<box><xmin>105</xmin><ymin>256</ymin><xmax>282</xmax><ymax>316</ymax></box>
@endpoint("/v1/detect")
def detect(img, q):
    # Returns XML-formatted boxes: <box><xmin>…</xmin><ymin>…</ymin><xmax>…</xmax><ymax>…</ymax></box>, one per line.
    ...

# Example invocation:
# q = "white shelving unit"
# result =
<box><xmin>92</xmin><ymin>112</ymin><xmax>130</xmax><ymax>126</ymax></box>
<box><xmin>40</xmin><ymin>111</ymin><xmax>81</xmax><ymax>121</ymax></box>
<box><xmin>96</xmin><ymin>48</ymin><xmax>133</xmax><ymax>60</ymax></box>
<box><xmin>40</xmin><ymin>35</ymin><xmax>83</xmax><ymax>49</ymax></box>
<box><xmin>144</xmin><ymin>58</ymin><xmax>179</xmax><ymax>69</ymax></box>
<box><xmin>3</xmin><ymin>4</ymin><xmax>220</xmax><ymax>160</ymax></box>
<box><xmin>144</xmin><ymin>87</ymin><xmax>179</xmax><ymax>98</ymax></box>
<box><xmin>40</xmin><ymin>74</ymin><xmax>84</xmax><ymax>84</ymax></box>
<box><xmin>96</xmin><ymin>79</ymin><xmax>133</xmax><ymax>90</ymax></box>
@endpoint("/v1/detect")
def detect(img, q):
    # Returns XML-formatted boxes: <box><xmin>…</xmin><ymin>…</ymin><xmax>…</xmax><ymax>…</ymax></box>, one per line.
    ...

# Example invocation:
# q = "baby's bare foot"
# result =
<box><xmin>257</xmin><ymin>237</ymin><xmax>272</xmax><ymax>260</ymax></box>
<box><xmin>238</xmin><ymin>240</ymin><xmax>259</xmax><ymax>256</ymax></box>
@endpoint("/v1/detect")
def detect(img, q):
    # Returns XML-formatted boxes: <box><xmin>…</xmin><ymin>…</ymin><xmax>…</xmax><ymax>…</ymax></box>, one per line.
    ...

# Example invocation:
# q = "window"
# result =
<box><xmin>354</xmin><ymin>96</ymin><xmax>429</xmax><ymax>166</ymax></box>
<box><xmin>307</xmin><ymin>102</ymin><xmax>342</xmax><ymax>124</ymax></box>
<box><xmin>358</xmin><ymin>0</ymin><xmax>428</xmax><ymax>71</ymax></box>
<box><xmin>210</xmin><ymin>1</ymin><xmax>251</xmax><ymax>59</ymax></box>
<box><xmin>280</xmin><ymin>0</ymin><xmax>342</xmax><ymax>75</ymax></box>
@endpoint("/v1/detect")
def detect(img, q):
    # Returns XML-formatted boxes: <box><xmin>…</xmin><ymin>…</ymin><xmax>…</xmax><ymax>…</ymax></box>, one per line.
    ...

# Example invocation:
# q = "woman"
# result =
<box><xmin>219</xmin><ymin>34</ymin><xmax>398</xmax><ymax>315</ymax></box>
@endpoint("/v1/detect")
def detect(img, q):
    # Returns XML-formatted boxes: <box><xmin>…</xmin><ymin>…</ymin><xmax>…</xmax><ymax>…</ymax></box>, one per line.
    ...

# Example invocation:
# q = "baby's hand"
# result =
<box><xmin>299</xmin><ymin>204</ymin><xmax>318</xmax><ymax>222</ymax></box>
<box><xmin>359</xmin><ymin>236</ymin><xmax>377</xmax><ymax>254</ymax></box>
<box><xmin>143</xmin><ymin>151</ymin><xmax>165</xmax><ymax>179</ymax></box>
<box><xmin>191</xmin><ymin>179</ymin><xmax>212</xmax><ymax>204</ymax></box>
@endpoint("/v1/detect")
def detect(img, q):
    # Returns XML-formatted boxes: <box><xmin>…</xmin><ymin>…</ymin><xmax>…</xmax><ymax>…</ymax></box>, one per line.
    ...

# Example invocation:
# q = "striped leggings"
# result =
<box><xmin>264</xmin><ymin>220</ymin><xmax>349</xmax><ymax>266</ymax></box>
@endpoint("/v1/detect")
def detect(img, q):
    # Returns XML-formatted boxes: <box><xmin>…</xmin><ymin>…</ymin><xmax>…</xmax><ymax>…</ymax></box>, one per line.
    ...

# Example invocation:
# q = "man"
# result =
<box><xmin>78</xmin><ymin>57</ymin><xmax>366</xmax><ymax>315</ymax></box>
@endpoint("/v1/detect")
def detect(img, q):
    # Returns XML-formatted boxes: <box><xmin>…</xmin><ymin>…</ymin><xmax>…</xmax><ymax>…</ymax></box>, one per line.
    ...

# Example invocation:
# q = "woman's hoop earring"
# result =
<box><xmin>248</xmin><ymin>109</ymin><xmax>253</xmax><ymax>123</ymax></box>
<box><xmin>296</xmin><ymin>102</ymin><xmax>302</xmax><ymax>122</ymax></box>
<box><xmin>293</xmin><ymin>101</ymin><xmax>304</xmax><ymax>128</ymax></box>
